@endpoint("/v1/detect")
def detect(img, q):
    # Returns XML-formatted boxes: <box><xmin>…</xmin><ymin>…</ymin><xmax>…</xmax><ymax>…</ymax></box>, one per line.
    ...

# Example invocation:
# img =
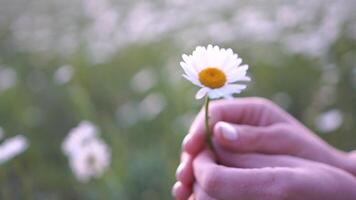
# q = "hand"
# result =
<box><xmin>172</xmin><ymin>97</ymin><xmax>356</xmax><ymax>199</ymax></box>
<box><xmin>191</xmin><ymin>148</ymin><xmax>356</xmax><ymax>200</ymax></box>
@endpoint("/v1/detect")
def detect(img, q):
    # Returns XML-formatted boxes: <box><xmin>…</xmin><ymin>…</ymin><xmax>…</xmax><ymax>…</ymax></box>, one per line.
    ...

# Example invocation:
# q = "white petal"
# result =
<box><xmin>239</xmin><ymin>76</ymin><xmax>251</xmax><ymax>81</ymax></box>
<box><xmin>226</xmin><ymin>84</ymin><xmax>247</xmax><ymax>91</ymax></box>
<box><xmin>223</xmin><ymin>94</ymin><xmax>234</xmax><ymax>99</ymax></box>
<box><xmin>219</xmin><ymin>84</ymin><xmax>246</xmax><ymax>96</ymax></box>
<box><xmin>180</xmin><ymin>62</ymin><xmax>198</xmax><ymax>79</ymax></box>
<box><xmin>195</xmin><ymin>87</ymin><xmax>209</xmax><ymax>99</ymax></box>
<box><xmin>223</xmin><ymin>58</ymin><xmax>242</xmax><ymax>71</ymax></box>
<box><xmin>207</xmin><ymin>89</ymin><xmax>224</xmax><ymax>99</ymax></box>
<box><xmin>182</xmin><ymin>54</ymin><xmax>191</xmax><ymax>64</ymax></box>
<box><xmin>183</xmin><ymin>74</ymin><xmax>202</xmax><ymax>87</ymax></box>
<box><xmin>227</xmin><ymin>65</ymin><xmax>250</xmax><ymax>83</ymax></box>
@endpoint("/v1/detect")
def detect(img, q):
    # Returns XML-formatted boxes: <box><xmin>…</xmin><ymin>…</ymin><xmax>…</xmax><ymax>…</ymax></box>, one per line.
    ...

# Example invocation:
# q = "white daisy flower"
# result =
<box><xmin>62</xmin><ymin>121</ymin><xmax>98</xmax><ymax>155</ymax></box>
<box><xmin>180</xmin><ymin>44</ymin><xmax>250</xmax><ymax>99</ymax></box>
<box><xmin>62</xmin><ymin>121</ymin><xmax>111</xmax><ymax>183</ymax></box>
<box><xmin>68</xmin><ymin>138</ymin><xmax>111</xmax><ymax>183</ymax></box>
<box><xmin>0</xmin><ymin>135</ymin><xmax>28</xmax><ymax>165</ymax></box>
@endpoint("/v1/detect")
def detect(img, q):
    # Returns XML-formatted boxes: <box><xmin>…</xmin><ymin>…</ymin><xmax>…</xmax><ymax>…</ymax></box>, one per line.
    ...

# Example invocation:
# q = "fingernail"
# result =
<box><xmin>219</xmin><ymin>122</ymin><xmax>238</xmax><ymax>140</ymax></box>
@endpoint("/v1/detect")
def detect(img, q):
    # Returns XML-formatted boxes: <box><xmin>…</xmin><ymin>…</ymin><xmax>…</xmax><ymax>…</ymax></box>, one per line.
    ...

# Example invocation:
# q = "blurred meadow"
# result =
<box><xmin>0</xmin><ymin>0</ymin><xmax>356</xmax><ymax>199</ymax></box>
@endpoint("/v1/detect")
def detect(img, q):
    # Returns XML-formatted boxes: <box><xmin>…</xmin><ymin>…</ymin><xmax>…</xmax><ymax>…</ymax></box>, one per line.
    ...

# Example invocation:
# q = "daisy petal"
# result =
<box><xmin>228</xmin><ymin>84</ymin><xmax>247</xmax><ymax>90</ymax></box>
<box><xmin>227</xmin><ymin>65</ymin><xmax>250</xmax><ymax>83</ymax></box>
<box><xmin>195</xmin><ymin>88</ymin><xmax>209</xmax><ymax>99</ymax></box>
<box><xmin>182</xmin><ymin>74</ymin><xmax>202</xmax><ymax>87</ymax></box>
<box><xmin>221</xmin><ymin>84</ymin><xmax>246</xmax><ymax>95</ymax></box>
<box><xmin>207</xmin><ymin>89</ymin><xmax>224</xmax><ymax>99</ymax></box>
<box><xmin>239</xmin><ymin>76</ymin><xmax>251</xmax><ymax>81</ymax></box>
<box><xmin>180</xmin><ymin>62</ymin><xmax>198</xmax><ymax>79</ymax></box>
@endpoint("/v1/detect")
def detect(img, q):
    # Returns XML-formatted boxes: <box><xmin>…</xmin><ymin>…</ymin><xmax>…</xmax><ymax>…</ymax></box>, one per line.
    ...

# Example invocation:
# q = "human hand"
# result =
<box><xmin>191</xmin><ymin>148</ymin><xmax>356</xmax><ymax>200</ymax></box>
<box><xmin>172</xmin><ymin>97</ymin><xmax>356</xmax><ymax>199</ymax></box>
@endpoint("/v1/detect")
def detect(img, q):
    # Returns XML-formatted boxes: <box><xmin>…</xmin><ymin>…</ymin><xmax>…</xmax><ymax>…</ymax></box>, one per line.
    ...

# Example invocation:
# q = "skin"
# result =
<box><xmin>172</xmin><ymin>97</ymin><xmax>356</xmax><ymax>200</ymax></box>
<box><xmin>191</xmin><ymin>148</ymin><xmax>356</xmax><ymax>200</ymax></box>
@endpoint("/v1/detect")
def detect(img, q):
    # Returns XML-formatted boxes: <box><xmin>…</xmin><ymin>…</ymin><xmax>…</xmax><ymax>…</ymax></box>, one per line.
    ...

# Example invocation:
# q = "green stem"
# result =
<box><xmin>204</xmin><ymin>96</ymin><xmax>212</xmax><ymax>148</ymax></box>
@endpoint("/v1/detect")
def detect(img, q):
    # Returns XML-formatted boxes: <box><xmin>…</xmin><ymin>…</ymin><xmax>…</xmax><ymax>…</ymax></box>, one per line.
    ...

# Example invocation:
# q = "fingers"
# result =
<box><xmin>174</xmin><ymin>153</ymin><xmax>194</xmax><ymax>200</ymax></box>
<box><xmin>183</xmin><ymin>97</ymin><xmax>293</xmax><ymax>156</ymax></box>
<box><xmin>213</xmin><ymin>121</ymin><xmax>345</xmax><ymax>165</ymax></box>
<box><xmin>193</xmin><ymin>149</ymin><xmax>292</xmax><ymax>200</ymax></box>
<box><xmin>213</xmin><ymin>144</ymin><xmax>300</xmax><ymax>168</ymax></box>
<box><xmin>213</xmin><ymin>122</ymin><xmax>302</xmax><ymax>155</ymax></box>
<box><xmin>172</xmin><ymin>182</ymin><xmax>192</xmax><ymax>200</ymax></box>
<box><xmin>193</xmin><ymin>183</ymin><xmax>217</xmax><ymax>200</ymax></box>
<box><xmin>176</xmin><ymin>153</ymin><xmax>194</xmax><ymax>186</ymax></box>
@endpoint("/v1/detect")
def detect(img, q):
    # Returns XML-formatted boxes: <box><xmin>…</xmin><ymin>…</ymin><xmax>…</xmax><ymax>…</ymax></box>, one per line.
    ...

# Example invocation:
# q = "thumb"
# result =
<box><xmin>213</xmin><ymin>121</ymin><xmax>297</xmax><ymax>154</ymax></box>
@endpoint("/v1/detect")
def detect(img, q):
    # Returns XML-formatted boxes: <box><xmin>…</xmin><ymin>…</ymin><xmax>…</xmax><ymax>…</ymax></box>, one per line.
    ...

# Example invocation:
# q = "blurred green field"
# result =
<box><xmin>0</xmin><ymin>0</ymin><xmax>356</xmax><ymax>199</ymax></box>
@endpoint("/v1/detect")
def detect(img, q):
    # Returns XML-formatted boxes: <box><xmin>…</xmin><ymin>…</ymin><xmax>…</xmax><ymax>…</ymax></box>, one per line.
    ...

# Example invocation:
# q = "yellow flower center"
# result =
<box><xmin>198</xmin><ymin>67</ymin><xmax>226</xmax><ymax>89</ymax></box>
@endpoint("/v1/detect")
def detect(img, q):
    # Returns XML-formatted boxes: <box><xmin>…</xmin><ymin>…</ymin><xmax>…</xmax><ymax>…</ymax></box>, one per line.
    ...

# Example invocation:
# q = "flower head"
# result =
<box><xmin>0</xmin><ymin>135</ymin><xmax>28</xmax><ymax>165</ymax></box>
<box><xmin>68</xmin><ymin>138</ymin><xmax>111</xmax><ymax>183</ymax></box>
<box><xmin>180</xmin><ymin>45</ymin><xmax>250</xmax><ymax>99</ymax></box>
<box><xmin>62</xmin><ymin>121</ymin><xmax>111</xmax><ymax>183</ymax></box>
<box><xmin>62</xmin><ymin>121</ymin><xmax>98</xmax><ymax>155</ymax></box>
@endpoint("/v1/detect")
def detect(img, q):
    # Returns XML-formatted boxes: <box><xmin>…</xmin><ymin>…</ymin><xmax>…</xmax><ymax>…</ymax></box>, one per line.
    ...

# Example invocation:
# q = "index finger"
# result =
<box><xmin>193</xmin><ymin>149</ymin><xmax>291</xmax><ymax>200</ymax></box>
<box><xmin>183</xmin><ymin>97</ymin><xmax>292</xmax><ymax>155</ymax></box>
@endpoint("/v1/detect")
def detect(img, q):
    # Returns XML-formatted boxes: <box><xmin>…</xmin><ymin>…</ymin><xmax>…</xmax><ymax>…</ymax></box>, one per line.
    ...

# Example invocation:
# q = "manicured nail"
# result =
<box><xmin>219</xmin><ymin>122</ymin><xmax>238</xmax><ymax>140</ymax></box>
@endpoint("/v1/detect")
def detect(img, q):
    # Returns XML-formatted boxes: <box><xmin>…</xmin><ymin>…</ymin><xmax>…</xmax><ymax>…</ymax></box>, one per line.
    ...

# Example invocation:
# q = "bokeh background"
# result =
<box><xmin>0</xmin><ymin>0</ymin><xmax>356</xmax><ymax>199</ymax></box>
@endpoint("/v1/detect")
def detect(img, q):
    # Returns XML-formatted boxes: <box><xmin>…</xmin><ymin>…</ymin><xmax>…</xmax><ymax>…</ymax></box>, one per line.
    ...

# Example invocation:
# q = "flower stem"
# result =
<box><xmin>204</xmin><ymin>95</ymin><xmax>212</xmax><ymax>148</ymax></box>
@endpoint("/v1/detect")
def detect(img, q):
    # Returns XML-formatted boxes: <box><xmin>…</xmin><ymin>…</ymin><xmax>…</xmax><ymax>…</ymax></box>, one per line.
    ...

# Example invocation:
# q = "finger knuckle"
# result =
<box><xmin>265</xmin><ymin>170</ymin><xmax>296</xmax><ymax>200</ymax></box>
<box><xmin>201</xmin><ymin>167</ymin><xmax>222</xmax><ymax>195</ymax></box>
<box><xmin>278</xmin><ymin>125</ymin><xmax>302</xmax><ymax>153</ymax></box>
<box><xmin>250</xmin><ymin>129</ymin><xmax>263</xmax><ymax>147</ymax></box>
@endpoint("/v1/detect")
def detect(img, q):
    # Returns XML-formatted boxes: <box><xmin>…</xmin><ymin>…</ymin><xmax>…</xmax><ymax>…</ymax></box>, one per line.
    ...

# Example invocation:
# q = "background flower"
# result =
<box><xmin>68</xmin><ymin>138</ymin><xmax>111</xmax><ymax>183</ymax></box>
<box><xmin>62</xmin><ymin>121</ymin><xmax>111</xmax><ymax>183</ymax></box>
<box><xmin>0</xmin><ymin>135</ymin><xmax>28</xmax><ymax>165</ymax></box>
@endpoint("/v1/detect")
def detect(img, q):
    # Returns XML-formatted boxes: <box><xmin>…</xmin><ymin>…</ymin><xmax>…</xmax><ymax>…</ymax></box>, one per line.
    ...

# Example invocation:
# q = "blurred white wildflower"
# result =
<box><xmin>315</xmin><ymin>109</ymin><xmax>343</xmax><ymax>133</ymax></box>
<box><xmin>0</xmin><ymin>66</ymin><xmax>17</xmax><ymax>93</ymax></box>
<box><xmin>0</xmin><ymin>135</ymin><xmax>28</xmax><ymax>165</ymax></box>
<box><xmin>123</xmin><ymin>2</ymin><xmax>156</xmax><ymax>42</ymax></box>
<box><xmin>62</xmin><ymin>121</ymin><xmax>111</xmax><ymax>182</ymax></box>
<box><xmin>139</xmin><ymin>93</ymin><xmax>166</xmax><ymax>120</ymax></box>
<box><xmin>206</xmin><ymin>21</ymin><xmax>235</xmax><ymax>43</ymax></box>
<box><xmin>83</xmin><ymin>0</ymin><xmax>119</xmax><ymax>63</ymax></box>
<box><xmin>130</xmin><ymin>68</ymin><xmax>157</xmax><ymax>93</ymax></box>
<box><xmin>62</xmin><ymin>121</ymin><xmax>98</xmax><ymax>155</ymax></box>
<box><xmin>181</xmin><ymin>45</ymin><xmax>250</xmax><ymax>99</ymax></box>
<box><xmin>117</xmin><ymin>93</ymin><xmax>167</xmax><ymax>125</ymax></box>
<box><xmin>68</xmin><ymin>138</ymin><xmax>111</xmax><ymax>183</ymax></box>
<box><xmin>54</xmin><ymin>65</ymin><xmax>74</xmax><ymax>85</ymax></box>
<box><xmin>276</xmin><ymin>5</ymin><xmax>301</xmax><ymax>28</ymax></box>
<box><xmin>234</xmin><ymin>8</ymin><xmax>280</xmax><ymax>42</ymax></box>
<box><xmin>6</xmin><ymin>0</ymin><xmax>356</xmax><ymax>61</ymax></box>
